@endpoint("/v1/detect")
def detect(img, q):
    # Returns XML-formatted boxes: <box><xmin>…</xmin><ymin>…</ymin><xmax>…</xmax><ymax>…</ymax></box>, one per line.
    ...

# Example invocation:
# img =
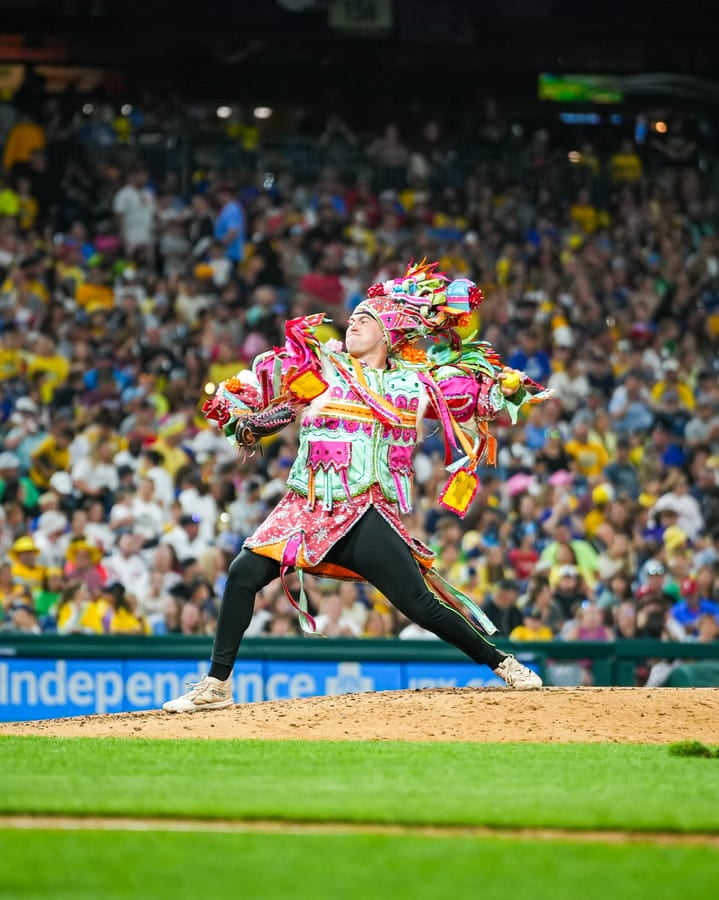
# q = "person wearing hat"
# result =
<box><xmin>8</xmin><ymin>535</ymin><xmax>45</xmax><ymax>594</ymax></box>
<box><xmin>165</xmin><ymin>261</ymin><xmax>552</xmax><ymax>712</ymax></box>
<box><xmin>64</xmin><ymin>536</ymin><xmax>106</xmax><ymax>598</ymax></box>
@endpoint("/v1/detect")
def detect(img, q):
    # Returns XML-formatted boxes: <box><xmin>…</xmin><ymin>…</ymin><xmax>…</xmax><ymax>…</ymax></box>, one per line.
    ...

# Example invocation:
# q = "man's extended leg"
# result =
<box><xmin>328</xmin><ymin>508</ymin><xmax>541</xmax><ymax>687</ymax></box>
<box><xmin>164</xmin><ymin>549</ymin><xmax>281</xmax><ymax>712</ymax></box>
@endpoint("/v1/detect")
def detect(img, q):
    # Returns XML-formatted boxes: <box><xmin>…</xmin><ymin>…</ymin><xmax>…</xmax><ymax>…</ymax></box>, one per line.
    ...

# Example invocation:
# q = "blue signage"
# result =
<box><xmin>0</xmin><ymin>657</ymin><xmax>535</xmax><ymax>721</ymax></box>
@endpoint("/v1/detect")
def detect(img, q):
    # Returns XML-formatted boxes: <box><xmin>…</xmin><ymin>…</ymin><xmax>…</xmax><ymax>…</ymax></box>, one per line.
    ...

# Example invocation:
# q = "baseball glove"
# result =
<box><xmin>234</xmin><ymin>404</ymin><xmax>297</xmax><ymax>447</ymax></box>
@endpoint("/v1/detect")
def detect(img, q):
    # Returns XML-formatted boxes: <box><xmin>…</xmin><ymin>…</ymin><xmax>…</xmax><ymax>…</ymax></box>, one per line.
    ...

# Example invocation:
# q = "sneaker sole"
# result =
<box><xmin>163</xmin><ymin>698</ymin><xmax>234</xmax><ymax>713</ymax></box>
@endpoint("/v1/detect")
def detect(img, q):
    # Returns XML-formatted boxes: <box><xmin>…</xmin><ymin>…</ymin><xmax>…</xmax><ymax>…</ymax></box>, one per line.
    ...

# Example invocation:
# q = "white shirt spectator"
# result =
<box><xmin>131</xmin><ymin>495</ymin><xmax>166</xmax><ymax>542</ymax></box>
<box><xmin>70</xmin><ymin>457</ymin><xmax>119</xmax><ymax>496</ymax></box>
<box><xmin>652</xmin><ymin>487</ymin><xmax>704</xmax><ymax>541</ymax></box>
<box><xmin>84</xmin><ymin>520</ymin><xmax>116</xmax><ymax>556</ymax></box>
<box><xmin>113</xmin><ymin>178</ymin><xmax>155</xmax><ymax>251</ymax></box>
<box><xmin>399</xmin><ymin>623</ymin><xmax>441</xmax><ymax>640</ymax></box>
<box><xmin>102</xmin><ymin>535</ymin><xmax>150</xmax><ymax>597</ymax></box>
<box><xmin>160</xmin><ymin>517</ymin><xmax>210</xmax><ymax>563</ymax></box>
<box><xmin>109</xmin><ymin>493</ymin><xmax>135</xmax><ymax>533</ymax></box>
<box><xmin>129</xmin><ymin>477</ymin><xmax>167</xmax><ymax>541</ymax></box>
<box><xmin>136</xmin><ymin>571</ymin><xmax>173</xmax><ymax>620</ymax></box>
<box><xmin>113</xmin><ymin>447</ymin><xmax>144</xmax><ymax>473</ymax></box>
<box><xmin>143</xmin><ymin>461</ymin><xmax>175</xmax><ymax>510</ymax></box>
<box><xmin>177</xmin><ymin>488</ymin><xmax>217</xmax><ymax>542</ymax></box>
<box><xmin>313</xmin><ymin>593</ymin><xmax>362</xmax><ymax>637</ymax></box>
<box><xmin>32</xmin><ymin>510</ymin><xmax>68</xmax><ymax>567</ymax></box>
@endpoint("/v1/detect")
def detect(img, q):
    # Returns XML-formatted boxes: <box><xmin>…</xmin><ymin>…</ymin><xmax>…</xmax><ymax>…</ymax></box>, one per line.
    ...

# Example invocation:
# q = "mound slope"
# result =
<box><xmin>0</xmin><ymin>687</ymin><xmax>717</xmax><ymax>743</ymax></box>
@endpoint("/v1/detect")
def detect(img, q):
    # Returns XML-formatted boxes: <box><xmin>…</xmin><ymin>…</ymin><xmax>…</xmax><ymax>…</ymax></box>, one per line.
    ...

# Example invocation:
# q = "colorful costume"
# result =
<box><xmin>203</xmin><ymin>261</ymin><xmax>549</xmax><ymax>636</ymax></box>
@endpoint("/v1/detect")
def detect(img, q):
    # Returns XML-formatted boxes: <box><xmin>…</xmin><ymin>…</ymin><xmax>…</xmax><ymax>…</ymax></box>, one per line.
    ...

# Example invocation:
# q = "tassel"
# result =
<box><xmin>424</xmin><ymin>568</ymin><xmax>497</xmax><ymax>636</ymax></box>
<box><xmin>438</xmin><ymin>468</ymin><xmax>480</xmax><ymax>517</ymax></box>
<box><xmin>280</xmin><ymin>565</ymin><xmax>317</xmax><ymax>635</ymax></box>
<box><xmin>392</xmin><ymin>472</ymin><xmax>411</xmax><ymax>514</ymax></box>
<box><xmin>307</xmin><ymin>468</ymin><xmax>316</xmax><ymax>510</ymax></box>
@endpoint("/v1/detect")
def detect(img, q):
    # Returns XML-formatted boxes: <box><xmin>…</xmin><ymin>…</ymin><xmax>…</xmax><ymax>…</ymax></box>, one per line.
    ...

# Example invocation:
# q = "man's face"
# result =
<box><xmin>345</xmin><ymin>312</ymin><xmax>386</xmax><ymax>359</ymax></box>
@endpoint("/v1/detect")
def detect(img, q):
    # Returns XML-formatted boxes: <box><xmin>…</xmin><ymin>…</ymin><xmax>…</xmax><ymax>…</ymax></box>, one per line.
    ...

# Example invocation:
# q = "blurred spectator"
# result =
<box><xmin>113</xmin><ymin>164</ymin><xmax>155</xmax><ymax>262</ymax></box>
<box><xmin>670</xmin><ymin>575</ymin><xmax>719</xmax><ymax>638</ymax></box>
<box><xmin>161</xmin><ymin>512</ymin><xmax>209</xmax><ymax>563</ymax></box>
<box><xmin>314</xmin><ymin>591</ymin><xmax>362</xmax><ymax>637</ymax></box>
<box><xmin>213</xmin><ymin>183</ymin><xmax>244</xmax><ymax>266</ymax></box>
<box><xmin>482</xmin><ymin>578</ymin><xmax>523</xmax><ymax>636</ymax></box>
<box><xmin>509</xmin><ymin>606</ymin><xmax>554</xmax><ymax>642</ymax></box>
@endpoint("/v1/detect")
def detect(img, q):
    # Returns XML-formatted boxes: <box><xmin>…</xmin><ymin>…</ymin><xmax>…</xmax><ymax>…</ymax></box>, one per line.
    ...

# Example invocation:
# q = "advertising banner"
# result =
<box><xmin>0</xmin><ymin>657</ymin><xmax>517</xmax><ymax>721</ymax></box>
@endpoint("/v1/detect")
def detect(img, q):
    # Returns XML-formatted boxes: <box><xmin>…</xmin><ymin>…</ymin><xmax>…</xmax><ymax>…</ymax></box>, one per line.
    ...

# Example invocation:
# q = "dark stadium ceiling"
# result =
<box><xmin>0</xmin><ymin>0</ymin><xmax>716</xmax><ymax>101</ymax></box>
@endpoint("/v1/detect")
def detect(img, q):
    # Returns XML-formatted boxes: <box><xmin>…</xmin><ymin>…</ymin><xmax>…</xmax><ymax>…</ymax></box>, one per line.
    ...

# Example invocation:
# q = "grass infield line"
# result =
<box><xmin>2</xmin><ymin>815</ymin><xmax>719</xmax><ymax>846</ymax></box>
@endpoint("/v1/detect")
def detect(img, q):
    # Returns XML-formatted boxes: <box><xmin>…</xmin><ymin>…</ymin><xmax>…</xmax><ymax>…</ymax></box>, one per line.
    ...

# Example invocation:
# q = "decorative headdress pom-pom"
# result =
<box><xmin>366</xmin><ymin>283</ymin><xmax>386</xmax><ymax>298</ymax></box>
<box><xmin>469</xmin><ymin>286</ymin><xmax>484</xmax><ymax>310</ymax></box>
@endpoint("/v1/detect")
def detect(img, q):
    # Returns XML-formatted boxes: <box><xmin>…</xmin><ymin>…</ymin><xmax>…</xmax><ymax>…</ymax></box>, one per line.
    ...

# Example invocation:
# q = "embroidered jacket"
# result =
<box><xmin>203</xmin><ymin>315</ymin><xmax>547</xmax><ymax>518</ymax></box>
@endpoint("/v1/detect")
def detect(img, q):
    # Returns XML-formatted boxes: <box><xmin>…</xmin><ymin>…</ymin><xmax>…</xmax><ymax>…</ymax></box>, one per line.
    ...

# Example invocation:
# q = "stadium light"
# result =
<box><xmin>216</xmin><ymin>106</ymin><xmax>232</xmax><ymax>119</ymax></box>
<box><xmin>253</xmin><ymin>106</ymin><xmax>273</xmax><ymax>119</ymax></box>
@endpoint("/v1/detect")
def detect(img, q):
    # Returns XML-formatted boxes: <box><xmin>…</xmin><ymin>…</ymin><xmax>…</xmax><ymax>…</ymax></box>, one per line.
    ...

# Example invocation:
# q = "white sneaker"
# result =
<box><xmin>163</xmin><ymin>676</ymin><xmax>234</xmax><ymax>713</ymax></box>
<box><xmin>494</xmin><ymin>655</ymin><xmax>543</xmax><ymax>689</ymax></box>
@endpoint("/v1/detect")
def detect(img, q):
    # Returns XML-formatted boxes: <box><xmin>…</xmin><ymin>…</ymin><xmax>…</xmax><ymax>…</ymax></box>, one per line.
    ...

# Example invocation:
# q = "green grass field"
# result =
<box><xmin>1</xmin><ymin>736</ymin><xmax>719</xmax><ymax>899</ymax></box>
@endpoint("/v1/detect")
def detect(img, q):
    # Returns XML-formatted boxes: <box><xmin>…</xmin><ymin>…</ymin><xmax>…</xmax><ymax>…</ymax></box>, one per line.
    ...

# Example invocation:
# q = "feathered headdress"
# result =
<box><xmin>353</xmin><ymin>259</ymin><xmax>483</xmax><ymax>352</ymax></box>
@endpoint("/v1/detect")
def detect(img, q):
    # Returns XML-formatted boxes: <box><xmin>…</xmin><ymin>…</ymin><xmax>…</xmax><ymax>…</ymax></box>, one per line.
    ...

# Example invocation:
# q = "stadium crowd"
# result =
<box><xmin>1</xmin><ymin>85</ymin><xmax>718</xmax><ymax>685</ymax></box>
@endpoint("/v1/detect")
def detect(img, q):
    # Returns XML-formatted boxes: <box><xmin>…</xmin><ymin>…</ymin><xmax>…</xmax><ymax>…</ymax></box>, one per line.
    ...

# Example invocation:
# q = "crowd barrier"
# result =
<box><xmin>1</xmin><ymin>635</ymin><xmax>717</xmax><ymax>722</ymax></box>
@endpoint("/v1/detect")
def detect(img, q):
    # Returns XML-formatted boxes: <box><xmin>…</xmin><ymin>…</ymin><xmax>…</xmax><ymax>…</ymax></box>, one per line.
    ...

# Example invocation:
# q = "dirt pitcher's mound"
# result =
<box><xmin>1</xmin><ymin>687</ymin><xmax>717</xmax><ymax>743</ymax></box>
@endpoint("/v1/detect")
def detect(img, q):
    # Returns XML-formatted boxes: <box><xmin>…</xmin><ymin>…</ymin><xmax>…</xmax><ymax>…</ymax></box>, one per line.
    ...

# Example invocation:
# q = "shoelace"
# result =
<box><xmin>183</xmin><ymin>679</ymin><xmax>208</xmax><ymax>694</ymax></box>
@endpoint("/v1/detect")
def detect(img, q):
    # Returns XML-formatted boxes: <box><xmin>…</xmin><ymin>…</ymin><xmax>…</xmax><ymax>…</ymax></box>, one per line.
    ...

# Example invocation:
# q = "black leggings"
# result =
<box><xmin>210</xmin><ymin>507</ymin><xmax>505</xmax><ymax>675</ymax></box>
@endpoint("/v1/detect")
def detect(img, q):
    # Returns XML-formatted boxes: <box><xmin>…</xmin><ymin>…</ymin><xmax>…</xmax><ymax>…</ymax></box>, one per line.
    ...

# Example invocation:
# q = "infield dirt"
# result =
<box><xmin>0</xmin><ymin>687</ymin><xmax>717</xmax><ymax>743</ymax></box>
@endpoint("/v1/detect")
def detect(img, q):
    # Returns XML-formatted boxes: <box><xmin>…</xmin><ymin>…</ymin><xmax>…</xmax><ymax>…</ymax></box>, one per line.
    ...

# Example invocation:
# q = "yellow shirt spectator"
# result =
<box><xmin>207</xmin><ymin>360</ymin><xmax>246</xmax><ymax>387</ymax></box>
<box><xmin>2</xmin><ymin>120</ymin><xmax>45</xmax><ymax>171</ymax></box>
<box><xmin>565</xmin><ymin>425</ymin><xmax>610</xmax><ymax>477</ymax></box>
<box><xmin>76</xmin><ymin>282</ymin><xmax>114</xmax><ymax>312</ymax></box>
<box><xmin>1</xmin><ymin>274</ymin><xmax>49</xmax><ymax>304</ymax></box>
<box><xmin>0</xmin><ymin>347</ymin><xmax>23</xmax><ymax>381</ymax></box>
<box><xmin>510</xmin><ymin>622</ymin><xmax>554</xmax><ymax>641</ymax></box>
<box><xmin>107</xmin><ymin>606</ymin><xmax>151</xmax><ymax>635</ymax></box>
<box><xmin>650</xmin><ymin>378</ymin><xmax>695</xmax><ymax>412</ymax></box>
<box><xmin>29</xmin><ymin>429</ymin><xmax>73</xmax><ymax>490</ymax></box>
<box><xmin>17</xmin><ymin>193</ymin><xmax>38</xmax><ymax>231</ymax></box>
<box><xmin>56</xmin><ymin>596</ymin><xmax>108</xmax><ymax>634</ymax></box>
<box><xmin>0</xmin><ymin>186</ymin><xmax>20</xmax><ymax>216</ymax></box>
<box><xmin>583</xmin><ymin>508</ymin><xmax>607</xmax><ymax>539</ymax></box>
<box><xmin>8</xmin><ymin>536</ymin><xmax>45</xmax><ymax>595</ymax></box>
<box><xmin>26</xmin><ymin>348</ymin><xmax>70</xmax><ymax>403</ymax></box>
<box><xmin>570</xmin><ymin>201</ymin><xmax>599</xmax><ymax>234</ymax></box>
<box><xmin>609</xmin><ymin>143</ymin><xmax>643</xmax><ymax>184</ymax></box>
